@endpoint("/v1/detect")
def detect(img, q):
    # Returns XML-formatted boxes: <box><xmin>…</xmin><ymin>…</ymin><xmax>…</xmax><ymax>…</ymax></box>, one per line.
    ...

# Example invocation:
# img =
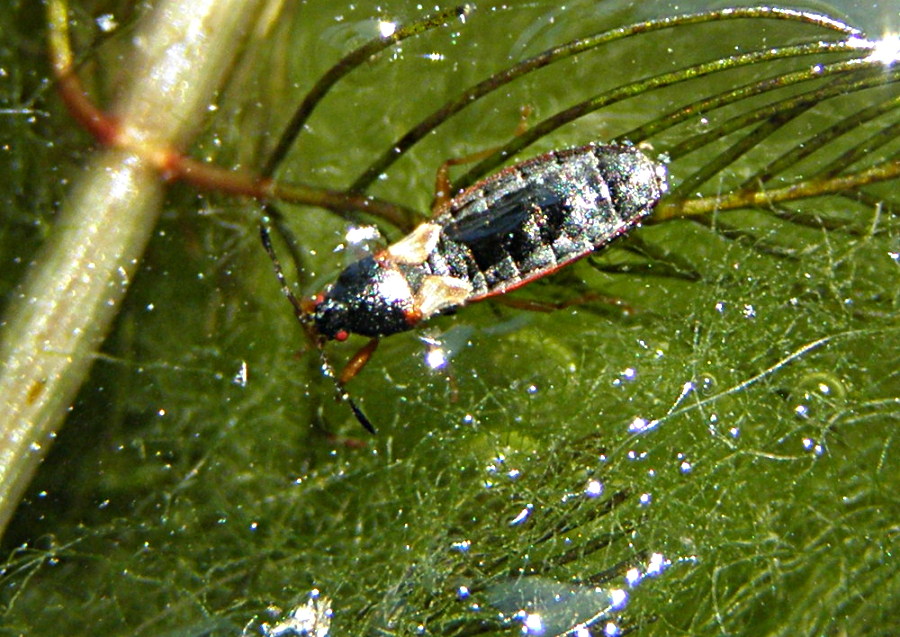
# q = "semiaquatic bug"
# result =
<box><xmin>264</xmin><ymin>142</ymin><xmax>668</xmax><ymax>432</ymax></box>
<box><xmin>316</xmin><ymin>143</ymin><xmax>667</xmax><ymax>340</ymax></box>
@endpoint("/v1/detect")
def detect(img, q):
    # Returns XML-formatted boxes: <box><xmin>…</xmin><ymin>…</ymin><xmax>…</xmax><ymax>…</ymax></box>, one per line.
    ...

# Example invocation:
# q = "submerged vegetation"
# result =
<box><xmin>0</xmin><ymin>0</ymin><xmax>897</xmax><ymax>634</ymax></box>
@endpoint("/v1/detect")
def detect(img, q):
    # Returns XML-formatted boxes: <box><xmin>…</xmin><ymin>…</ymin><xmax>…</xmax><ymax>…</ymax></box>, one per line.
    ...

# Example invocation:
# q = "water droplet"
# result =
<box><xmin>377</xmin><ymin>20</ymin><xmax>397</xmax><ymax>37</ymax></box>
<box><xmin>609</xmin><ymin>589</ymin><xmax>628</xmax><ymax>610</ymax></box>
<box><xmin>450</xmin><ymin>540</ymin><xmax>471</xmax><ymax>553</ymax></box>
<box><xmin>523</xmin><ymin>613</ymin><xmax>544</xmax><ymax>634</ymax></box>
<box><xmin>232</xmin><ymin>360</ymin><xmax>249</xmax><ymax>387</ymax></box>
<box><xmin>625</xmin><ymin>567</ymin><xmax>641</xmax><ymax>587</ymax></box>
<box><xmin>628</xmin><ymin>417</ymin><xmax>658</xmax><ymax>435</ymax></box>
<box><xmin>509</xmin><ymin>504</ymin><xmax>533</xmax><ymax>526</ymax></box>
<box><xmin>802</xmin><ymin>438</ymin><xmax>826</xmax><ymax>456</ymax></box>
<box><xmin>646</xmin><ymin>552</ymin><xmax>669</xmax><ymax>576</ymax></box>
<box><xmin>584</xmin><ymin>480</ymin><xmax>604</xmax><ymax>497</ymax></box>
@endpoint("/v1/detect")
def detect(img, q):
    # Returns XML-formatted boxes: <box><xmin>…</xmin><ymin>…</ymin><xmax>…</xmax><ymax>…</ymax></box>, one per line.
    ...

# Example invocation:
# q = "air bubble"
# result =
<box><xmin>95</xmin><ymin>14</ymin><xmax>118</xmax><ymax>32</ymax></box>
<box><xmin>697</xmin><ymin>373</ymin><xmax>716</xmax><ymax>393</ymax></box>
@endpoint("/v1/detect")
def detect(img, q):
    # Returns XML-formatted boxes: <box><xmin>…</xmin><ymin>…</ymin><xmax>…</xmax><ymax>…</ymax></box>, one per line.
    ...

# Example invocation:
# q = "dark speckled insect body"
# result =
<box><xmin>313</xmin><ymin>143</ymin><xmax>668</xmax><ymax>341</ymax></box>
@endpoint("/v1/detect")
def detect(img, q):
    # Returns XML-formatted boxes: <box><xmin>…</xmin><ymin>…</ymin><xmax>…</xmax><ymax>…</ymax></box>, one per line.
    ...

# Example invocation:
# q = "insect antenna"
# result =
<box><xmin>259</xmin><ymin>215</ymin><xmax>376</xmax><ymax>434</ymax></box>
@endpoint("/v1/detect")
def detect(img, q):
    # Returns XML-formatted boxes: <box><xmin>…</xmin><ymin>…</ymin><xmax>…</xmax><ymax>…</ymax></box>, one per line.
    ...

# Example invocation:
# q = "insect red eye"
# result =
<box><xmin>335</xmin><ymin>329</ymin><xmax>350</xmax><ymax>342</ymax></box>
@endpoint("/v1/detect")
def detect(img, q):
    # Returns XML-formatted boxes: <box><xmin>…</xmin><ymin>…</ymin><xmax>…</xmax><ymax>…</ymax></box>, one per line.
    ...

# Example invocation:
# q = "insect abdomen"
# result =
<box><xmin>426</xmin><ymin>143</ymin><xmax>667</xmax><ymax>300</ymax></box>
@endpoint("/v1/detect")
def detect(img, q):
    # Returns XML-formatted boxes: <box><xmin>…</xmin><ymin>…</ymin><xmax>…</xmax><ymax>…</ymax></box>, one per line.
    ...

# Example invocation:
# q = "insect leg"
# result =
<box><xmin>259</xmin><ymin>213</ymin><xmax>316</xmax><ymax>327</ymax></box>
<box><xmin>432</xmin><ymin>105</ymin><xmax>533</xmax><ymax>210</ymax></box>
<box><xmin>338</xmin><ymin>338</ymin><xmax>380</xmax><ymax>385</ymax></box>
<box><xmin>260</xmin><ymin>216</ymin><xmax>377</xmax><ymax>434</ymax></box>
<box><xmin>493</xmin><ymin>292</ymin><xmax>637</xmax><ymax>317</ymax></box>
<box><xmin>433</xmin><ymin>147</ymin><xmax>504</xmax><ymax>209</ymax></box>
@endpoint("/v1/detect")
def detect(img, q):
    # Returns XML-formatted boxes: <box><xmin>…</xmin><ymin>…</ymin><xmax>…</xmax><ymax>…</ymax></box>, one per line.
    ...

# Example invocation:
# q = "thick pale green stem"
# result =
<box><xmin>0</xmin><ymin>0</ymin><xmax>268</xmax><ymax>536</ymax></box>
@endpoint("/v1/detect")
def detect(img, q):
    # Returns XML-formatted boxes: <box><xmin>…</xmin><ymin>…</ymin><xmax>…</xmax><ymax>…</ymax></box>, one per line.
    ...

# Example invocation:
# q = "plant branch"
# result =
<box><xmin>0</xmin><ymin>0</ymin><xmax>271</xmax><ymax>537</ymax></box>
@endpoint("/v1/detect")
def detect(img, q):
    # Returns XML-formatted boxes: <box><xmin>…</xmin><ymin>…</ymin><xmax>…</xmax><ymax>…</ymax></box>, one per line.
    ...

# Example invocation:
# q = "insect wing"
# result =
<box><xmin>432</xmin><ymin>145</ymin><xmax>667</xmax><ymax>302</ymax></box>
<box><xmin>441</xmin><ymin>186</ymin><xmax>541</xmax><ymax>245</ymax></box>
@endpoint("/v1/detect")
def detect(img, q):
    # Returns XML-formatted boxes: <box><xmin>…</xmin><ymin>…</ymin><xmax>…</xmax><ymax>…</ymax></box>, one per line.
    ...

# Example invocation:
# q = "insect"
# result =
<box><xmin>263</xmin><ymin>142</ymin><xmax>668</xmax><ymax>432</ymax></box>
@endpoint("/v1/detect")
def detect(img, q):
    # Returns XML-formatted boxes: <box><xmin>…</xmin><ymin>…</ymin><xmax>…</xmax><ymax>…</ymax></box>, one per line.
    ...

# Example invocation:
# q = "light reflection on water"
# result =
<box><xmin>483</xmin><ymin>553</ymin><xmax>673</xmax><ymax>636</ymax></box>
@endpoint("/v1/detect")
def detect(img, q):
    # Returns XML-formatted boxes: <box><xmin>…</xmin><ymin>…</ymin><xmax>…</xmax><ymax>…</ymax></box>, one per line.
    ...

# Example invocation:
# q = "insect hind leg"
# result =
<box><xmin>432</xmin><ymin>105</ymin><xmax>532</xmax><ymax>211</ymax></box>
<box><xmin>493</xmin><ymin>292</ymin><xmax>637</xmax><ymax>317</ymax></box>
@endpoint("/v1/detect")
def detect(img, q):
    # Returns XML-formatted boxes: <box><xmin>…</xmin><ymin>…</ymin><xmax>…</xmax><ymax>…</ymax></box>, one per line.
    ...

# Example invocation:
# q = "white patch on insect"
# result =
<box><xmin>377</xmin><ymin>268</ymin><xmax>415</xmax><ymax>305</ymax></box>
<box><xmin>386</xmin><ymin>222</ymin><xmax>442</xmax><ymax>264</ymax></box>
<box><xmin>416</xmin><ymin>275</ymin><xmax>473</xmax><ymax>318</ymax></box>
<box><xmin>590</xmin><ymin>178</ymin><xmax>612</xmax><ymax>206</ymax></box>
